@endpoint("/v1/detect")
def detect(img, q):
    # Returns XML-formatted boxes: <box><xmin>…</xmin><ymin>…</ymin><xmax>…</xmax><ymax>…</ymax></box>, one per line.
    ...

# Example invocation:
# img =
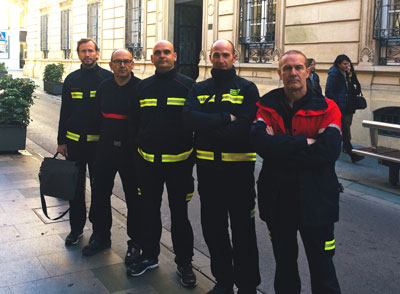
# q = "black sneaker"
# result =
<box><xmin>65</xmin><ymin>231</ymin><xmax>83</xmax><ymax>246</ymax></box>
<box><xmin>206</xmin><ymin>284</ymin><xmax>234</xmax><ymax>294</ymax></box>
<box><xmin>127</xmin><ymin>257</ymin><xmax>159</xmax><ymax>277</ymax></box>
<box><xmin>125</xmin><ymin>246</ymin><xmax>141</xmax><ymax>265</ymax></box>
<box><xmin>176</xmin><ymin>263</ymin><xmax>197</xmax><ymax>288</ymax></box>
<box><xmin>82</xmin><ymin>238</ymin><xmax>111</xmax><ymax>256</ymax></box>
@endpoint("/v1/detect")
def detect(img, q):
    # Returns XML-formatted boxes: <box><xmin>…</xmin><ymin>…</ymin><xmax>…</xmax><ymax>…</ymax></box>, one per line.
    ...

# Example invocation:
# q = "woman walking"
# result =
<box><xmin>326</xmin><ymin>54</ymin><xmax>364</xmax><ymax>163</ymax></box>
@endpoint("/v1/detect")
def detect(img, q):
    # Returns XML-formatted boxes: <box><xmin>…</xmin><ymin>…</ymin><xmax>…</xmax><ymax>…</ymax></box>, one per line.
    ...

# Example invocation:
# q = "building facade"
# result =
<box><xmin>23</xmin><ymin>0</ymin><xmax>400</xmax><ymax>147</ymax></box>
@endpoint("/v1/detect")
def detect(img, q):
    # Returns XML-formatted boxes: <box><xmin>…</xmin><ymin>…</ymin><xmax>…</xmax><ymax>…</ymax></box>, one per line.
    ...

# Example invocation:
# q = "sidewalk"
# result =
<box><xmin>0</xmin><ymin>140</ymin><xmax>216</xmax><ymax>294</ymax></box>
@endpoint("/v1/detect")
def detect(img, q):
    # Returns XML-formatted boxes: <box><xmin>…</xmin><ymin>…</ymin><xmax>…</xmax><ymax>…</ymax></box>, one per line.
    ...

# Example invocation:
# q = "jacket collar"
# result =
<box><xmin>155</xmin><ymin>68</ymin><xmax>177</xmax><ymax>80</ymax></box>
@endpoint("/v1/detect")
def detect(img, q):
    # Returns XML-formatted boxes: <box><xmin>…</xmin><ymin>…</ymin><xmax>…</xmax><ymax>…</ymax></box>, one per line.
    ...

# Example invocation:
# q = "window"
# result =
<box><xmin>374</xmin><ymin>0</ymin><xmax>400</xmax><ymax>65</ymax></box>
<box><xmin>239</xmin><ymin>0</ymin><xmax>276</xmax><ymax>63</ymax></box>
<box><xmin>87</xmin><ymin>2</ymin><xmax>99</xmax><ymax>44</ymax></box>
<box><xmin>61</xmin><ymin>9</ymin><xmax>71</xmax><ymax>59</ymax></box>
<box><xmin>125</xmin><ymin>0</ymin><xmax>142</xmax><ymax>60</ymax></box>
<box><xmin>40</xmin><ymin>14</ymin><xmax>48</xmax><ymax>59</ymax></box>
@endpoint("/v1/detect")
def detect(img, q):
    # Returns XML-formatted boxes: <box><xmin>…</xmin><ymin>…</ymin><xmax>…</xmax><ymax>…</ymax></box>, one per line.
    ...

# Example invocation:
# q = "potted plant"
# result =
<box><xmin>0</xmin><ymin>62</ymin><xmax>8</xmax><ymax>78</ymax></box>
<box><xmin>0</xmin><ymin>75</ymin><xmax>36</xmax><ymax>151</ymax></box>
<box><xmin>43</xmin><ymin>63</ymin><xmax>64</xmax><ymax>95</ymax></box>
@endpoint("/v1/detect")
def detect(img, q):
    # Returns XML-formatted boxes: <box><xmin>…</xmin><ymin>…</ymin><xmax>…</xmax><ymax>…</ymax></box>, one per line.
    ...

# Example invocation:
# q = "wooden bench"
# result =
<box><xmin>352</xmin><ymin>120</ymin><xmax>400</xmax><ymax>185</ymax></box>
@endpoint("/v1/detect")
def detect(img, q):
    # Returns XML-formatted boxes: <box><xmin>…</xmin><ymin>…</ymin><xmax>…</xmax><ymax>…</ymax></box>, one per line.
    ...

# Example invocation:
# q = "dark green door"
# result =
<box><xmin>174</xmin><ymin>4</ymin><xmax>202</xmax><ymax>80</ymax></box>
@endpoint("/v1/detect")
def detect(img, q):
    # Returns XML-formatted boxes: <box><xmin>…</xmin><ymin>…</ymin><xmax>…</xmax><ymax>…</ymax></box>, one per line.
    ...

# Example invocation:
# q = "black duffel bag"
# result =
<box><xmin>38</xmin><ymin>152</ymin><xmax>80</xmax><ymax>220</ymax></box>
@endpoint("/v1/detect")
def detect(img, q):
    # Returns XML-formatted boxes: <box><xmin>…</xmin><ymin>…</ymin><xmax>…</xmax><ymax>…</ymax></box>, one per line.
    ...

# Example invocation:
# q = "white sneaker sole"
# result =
<box><xmin>128</xmin><ymin>263</ymin><xmax>159</xmax><ymax>277</ymax></box>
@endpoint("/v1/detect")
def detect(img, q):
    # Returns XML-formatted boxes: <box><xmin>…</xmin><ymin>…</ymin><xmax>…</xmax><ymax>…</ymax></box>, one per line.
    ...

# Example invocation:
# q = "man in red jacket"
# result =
<box><xmin>251</xmin><ymin>50</ymin><xmax>342</xmax><ymax>294</ymax></box>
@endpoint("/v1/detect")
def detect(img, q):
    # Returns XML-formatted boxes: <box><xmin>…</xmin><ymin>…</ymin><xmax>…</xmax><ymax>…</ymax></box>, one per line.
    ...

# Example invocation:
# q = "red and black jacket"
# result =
<box><xmin>251</xmin><ymin>87</ymin><xmax>342</xmax><ymax>226</ymax></box>
<box><xmin>95</xmin><ymin>73</ymin><xmax>141</xmax><ymax>144</ymax></box>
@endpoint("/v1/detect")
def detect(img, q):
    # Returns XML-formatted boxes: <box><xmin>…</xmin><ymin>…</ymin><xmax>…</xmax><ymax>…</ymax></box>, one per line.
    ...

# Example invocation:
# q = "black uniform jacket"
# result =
<box><xmin>183</xmin><ymin>67</ymin><xmax>259</xmax><ymax>167</ymax></box>
<box><xmin>95</xmin><ymin>73</ymin><xmax>141</xmax><ymax>144</ymax></box>
<box><xmin>130</xmin><ymin>68</ymin><xmax>195</xmax><ymax>164</ymax></box>
<box><xmin>251</xmin><ymin>87</ymin><xmax>342</xmax><ymax>226</ymax></box>
<box><xmin>57</xmin><ymin>64</ymin><xmax>113</xmax><ymax>145</ymax></box>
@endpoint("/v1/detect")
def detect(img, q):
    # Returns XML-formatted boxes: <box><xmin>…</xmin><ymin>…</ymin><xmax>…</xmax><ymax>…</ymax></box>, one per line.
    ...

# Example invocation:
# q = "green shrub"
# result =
<box><xmin>43</xmin><ymin>63</ymin><xmax>64</xmax><ymax>83</ymax></box>
<box><xmin>0</xmin><ymin>75</ymin><xmax>36</xmax><ymax>126</ymax></box>
<box><xmin>0</xmin><ymin>63</ymin><xmax>7</xmax><ymax>72</ymax></box>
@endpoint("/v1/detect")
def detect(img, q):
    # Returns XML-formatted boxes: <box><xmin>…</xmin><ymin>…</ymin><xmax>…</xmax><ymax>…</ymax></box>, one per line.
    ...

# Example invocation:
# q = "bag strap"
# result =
<box><xmin>39</xmin><ymin>169</ymin><xmax>70</xmax><ymax>221</ymax></box>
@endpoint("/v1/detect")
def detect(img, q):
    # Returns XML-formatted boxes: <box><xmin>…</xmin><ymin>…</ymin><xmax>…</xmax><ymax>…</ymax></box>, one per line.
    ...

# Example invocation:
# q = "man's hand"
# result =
<box><xmin>266</xmin><ymin>125</ymin><xmax>274</xmax><ymax>135</ymax></box>
<box><xmin>57</xmin><ymin>144</ymin><xmax>68</xmax><ymax>157</ymax></box>
<box><xmin>230</xmin><ymin>114</ymin><xmax>237</xmax><ymax>122</ymax></box>
<box><xmin>307</xmin><ymin>138</ymin><xmax>316</xmax><ymax>145</ymax></box>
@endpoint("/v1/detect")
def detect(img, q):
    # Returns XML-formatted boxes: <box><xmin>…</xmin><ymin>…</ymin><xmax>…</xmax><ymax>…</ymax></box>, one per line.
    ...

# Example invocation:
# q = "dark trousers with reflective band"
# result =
<box><xmin>66</xmin><ymin>140</ymin><xmax>97</xmax><ymax>234</ymax></box>
<box><xmin>267</xmin><ymin>221</ymin><xmax>341</xmax><ymax>294</ymax></box>
<box><xmin>89</xmin><ymin>142</ymin><xmax>141</xmax><ymax>247</ymax></box>
<box><xmin>197</xmin><ymin>164</ymin><xmax>261</xmax><ymax>290</ymax></box>
<box><xmin>137</xmin><ymin>157</ymin><xmax>194</xmax><ymax>265</ymax></box>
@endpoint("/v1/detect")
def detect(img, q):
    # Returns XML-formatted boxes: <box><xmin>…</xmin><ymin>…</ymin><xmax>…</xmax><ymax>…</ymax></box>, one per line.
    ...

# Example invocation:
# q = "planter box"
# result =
<box><xmin>0</xmin><ymin>125</ymin><xmax>27</xmax><ymax>151</ymax></box>
<box><xmin>44</xmin><ymin>81</ymin><xmax>63</xmax><ymax>95</ymax></box>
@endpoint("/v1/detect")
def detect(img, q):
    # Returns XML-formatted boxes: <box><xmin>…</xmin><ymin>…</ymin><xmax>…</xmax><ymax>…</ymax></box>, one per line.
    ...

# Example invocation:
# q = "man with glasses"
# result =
<box><xmin>82</xmin><ymin>49</ymin><xmax>142</xmax><ymax>264</ymax></box>
<box><xmin>57</xmin><ymin>38</ymin><xmax>112</xmax><ymax>246</ymax></box>
<box><xmin>183</xmin><ymin>39</ymin><xmax>261</xmax><ymax>294</ymax></box>
<box><xmin>126</xmin><ymin>40</ymin><xmax>197</xmax><ymax>288</ymax></box>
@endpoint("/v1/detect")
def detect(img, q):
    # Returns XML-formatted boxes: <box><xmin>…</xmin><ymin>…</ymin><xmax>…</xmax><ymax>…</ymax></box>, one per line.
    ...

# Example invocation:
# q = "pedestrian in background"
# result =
<box><xmin>183</xmin><ymin>39</ymin><xmax>261</xmax><ymax>294</ymax></box>
<box><xmin>82</xmin><ymin>49</ymin><xmax>142</xmax><ymax>266</ymax></box>
<box><xmin>127</xmin><ymin>40</ymin><xmax>197</xmax><ymax>288</ymax></box>
<box><xmin>306</xmin><ymin>58</ymin><xmax>322</xmax><ymax>95</ymax></box>
<box><xmin>56</xmin><ymin>38</ymin><xmax>113</xmax><ymax>246</ymax></box>
<box><xmin>251</xmin><ymin>50</ymin><xmax>342</xmax><ymax>294</ymax></box>
<box><xmin>326</xmin><ymin>54</ymin><xmax>364</xmax><ymax>163</ymax></box>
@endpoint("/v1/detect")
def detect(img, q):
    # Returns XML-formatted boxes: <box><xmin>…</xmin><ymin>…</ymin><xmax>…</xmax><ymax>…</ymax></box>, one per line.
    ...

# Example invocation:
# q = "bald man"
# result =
<box><xmin>183</xmin><ymin>40</ymin><xmax>261</xmax><ymax>294</ymax></box>
<box><xmin>127</xmin><ymin>41</ymin><xmax>197</xmax><ymax>288</ymax></box>
<box><xmin>82</xmin><ymin>49</ymin><xmax>142</xmax><ymax>265</ymax></box>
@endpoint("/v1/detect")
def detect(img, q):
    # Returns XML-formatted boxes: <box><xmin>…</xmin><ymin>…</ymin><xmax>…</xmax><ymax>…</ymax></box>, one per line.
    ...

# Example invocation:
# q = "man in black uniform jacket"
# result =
<box><xmin>126</xmin><ymin>40</ymin><xmax>197</xmax><ymax>288</ymax></box>
<box><xmin>82</xmin><ymin>49</ymin><xmax>142</xmax><ymax>265</ymax></box>
<box><xmin>183</xmin><ymin>40</ymin><xmax>261</xmax><ymax>294</ymax></box>
<box><xmin>57</xmin><ymin>38</ymin><xmax>112</xmax><ymax>246</ymax></box>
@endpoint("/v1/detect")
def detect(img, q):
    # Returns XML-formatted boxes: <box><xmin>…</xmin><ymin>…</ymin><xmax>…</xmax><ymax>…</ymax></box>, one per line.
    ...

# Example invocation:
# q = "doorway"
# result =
<box><xmin>174</xmin><ymin>0</ymin><xmax>203</xmax><ymax>80</ymax></box>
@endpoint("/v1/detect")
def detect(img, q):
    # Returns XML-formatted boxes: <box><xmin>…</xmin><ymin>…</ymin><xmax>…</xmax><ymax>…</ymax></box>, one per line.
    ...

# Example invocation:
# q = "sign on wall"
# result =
<box><xmin>0</xmin><ymin>32</ymin><xmax>9</xmax><ymax>59</ymax></box>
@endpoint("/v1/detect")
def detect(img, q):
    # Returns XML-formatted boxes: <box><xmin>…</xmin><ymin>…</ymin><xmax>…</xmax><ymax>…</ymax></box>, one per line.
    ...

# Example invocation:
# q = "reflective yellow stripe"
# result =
<box><xmin>90</xmin><ymin>90</ymin><xmax>96</xmax><ymax>98</ymax></box>
<box><xmin>87</xmin><ymin>134</ymin><xmax>100</xmax><ymax>142</ymax></box>
<box><xmin>268</xmin><ymin>230</ymin><xmax>272</xmax><ymax>240</ymax></box>
<box><xmin>250</xmin><ymin>208</ymin><xmax>256</xmax><ymax>219</ymax></box>
<box><xmin>66</xmin><ymin>131</ymin><xmax>80</xmax><ymax>141</ymax></box>
<box><xmin>137</xmin><ymin>187</ymin><xmax>142</xmax><ymax>196</ymax></box>
<box><xmin>197</xmin><ymin>95</ymin><xmax>215</xmax><ymax>104</ymax></box>
<box><xmin>222</xmin><ymin>94</ymin><xmax>244</xmax><ymax>104</ymax></box>
<box><xmin>186</xmin><ymin>192</ymin><xmax>194</xmax><ymax>202</ymax></box>
<box><xmin>196</xmin><ymin>150</ymin><xmax>214</xmax><ymax>160</ymax></box>
<box><xmin>325</xmin><ymin>239</ymin><xmax>335</xmax><ymax>251</ymax></box>
<box><xmin>230</xmin><ymin>89</ymin><xmax>241</xmax><ymax>95</ymax></box>
<box><xmin>140</xmin><ymin>99</ymin><xmax>157</xmax><ymax>107</ymax></box>
<box><xmin>221</xmin><ymin>152</ymin><xmax>257</xmax><ymax>162</ymax></box>
<box><xmin>167</xmin><ymin>97</ymin><xmax>186</xmax><ymax>106</ymax></box>
<box><xmin>71</xmin><ymin>92</ymin><xmax>83</xmax><ymax>99</ymax></box>
<box><xmin>162</xmin><ymin>148</ymin><xmax>193</xmax><ymax>162</ymax></box>
<box><xmin>138</xmin><ymin>148</ymin><xmax>155</xmax><ymax>162</ymax></box>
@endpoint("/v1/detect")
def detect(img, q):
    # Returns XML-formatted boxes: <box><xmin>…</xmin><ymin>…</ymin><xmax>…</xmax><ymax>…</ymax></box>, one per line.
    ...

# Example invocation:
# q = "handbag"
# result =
<box><xmin>38</xmin><ymin>152</ymin><xmax>80</xmax><ymax>220</ymax></box>
<box><xmin>354</xmin><ymin>92</ymin><xmax>367</xmax><ymax>110</ymax></box>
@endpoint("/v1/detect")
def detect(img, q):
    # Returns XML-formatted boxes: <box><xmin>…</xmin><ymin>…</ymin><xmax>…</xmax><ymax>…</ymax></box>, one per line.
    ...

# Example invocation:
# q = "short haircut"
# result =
<box><xmin>210</xmin><ymin>40</ymin><xmax>235</xmax><ymax>54</ymax></box>
<box><xmin>110</xmin><ymin>49</ymin><xmax>132</xmax><ymax>61</ymax></box>
<box><xmin>305</xmin><ymin>58</ymin><xmax>315</xmax><ymax>68</ymax></box>
<box><xmin>333</xmin><ymin>54</ymin><xmax>351</xmax><ymax>67</ymax></box>
<box><xmin>279</xmin><ymin>50</ymin><xmax>307</xmax><ymax>68</ymax></box>
<box><xmin>77</xmin><ymin>38</ymin><xmax>99</xmax><ymax>53</ymax></box>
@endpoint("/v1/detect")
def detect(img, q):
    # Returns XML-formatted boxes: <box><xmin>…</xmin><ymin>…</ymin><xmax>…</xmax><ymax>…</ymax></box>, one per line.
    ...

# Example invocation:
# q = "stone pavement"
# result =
<box><xmin>0</xmin><ymin>140</ymin><xmax>216</xmax><ymax>294</ymax></box>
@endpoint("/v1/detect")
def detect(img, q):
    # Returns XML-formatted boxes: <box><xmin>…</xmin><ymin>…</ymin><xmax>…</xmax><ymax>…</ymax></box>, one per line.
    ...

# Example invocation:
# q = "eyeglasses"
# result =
<box><xmin>111</xmin><ymin>59</ymin><xmax>133</xmax><ymax>65</ymax></box>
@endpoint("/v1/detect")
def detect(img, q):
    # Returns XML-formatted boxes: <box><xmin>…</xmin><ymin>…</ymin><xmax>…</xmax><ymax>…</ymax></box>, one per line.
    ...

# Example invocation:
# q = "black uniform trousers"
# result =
<box><xmin>197</xmin><ymin>164</ymin><xmax>261</xmax><ymax>290</ymax></box>
<box><xmin>66</xmin><ymin>140</ymin><xmax>97</xmax><ymax>234</ymax></box>
<box><xmin>267</xmin><ymin>211</ymin><xmax>341</xmax><ymax>294</ymax></box>
<box><xmin>136</xmin><ymin>157</ymin><xmax>194</xmax><ymax>265</ymax></box>
<box><xmin>89</xmin><ymin>141</ymin><xmax>141</xmax><ymax>247</ymax></box>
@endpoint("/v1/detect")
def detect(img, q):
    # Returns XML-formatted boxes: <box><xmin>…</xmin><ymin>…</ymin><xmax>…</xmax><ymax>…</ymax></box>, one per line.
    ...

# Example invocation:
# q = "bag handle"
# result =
<box><xmin>39</xmin><ymin>155</ymin><xmax>70</xmax><ymax>221</ymax></box>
